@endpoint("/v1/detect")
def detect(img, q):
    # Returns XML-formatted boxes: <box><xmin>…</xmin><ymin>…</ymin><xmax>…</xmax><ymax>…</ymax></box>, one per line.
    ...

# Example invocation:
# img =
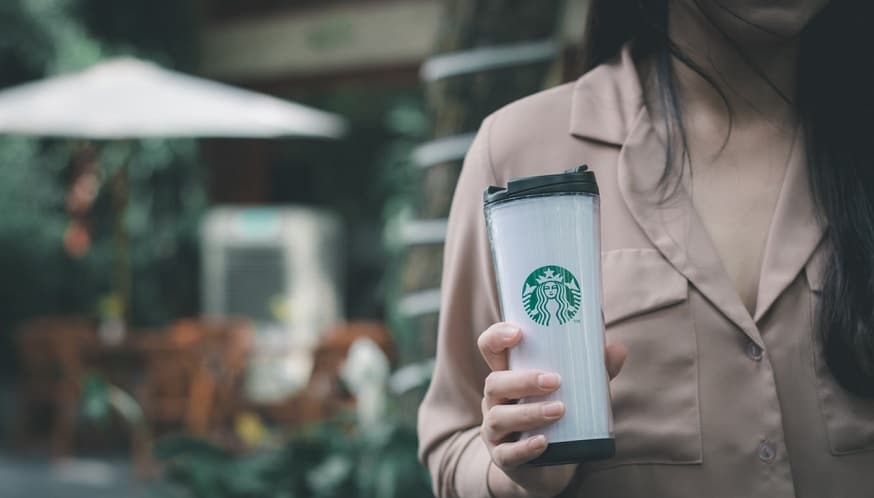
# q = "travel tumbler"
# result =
<box><xmin>483</xmin><ymin>165</ymin><xmax>614</xmax><ymax>466</ymax></box>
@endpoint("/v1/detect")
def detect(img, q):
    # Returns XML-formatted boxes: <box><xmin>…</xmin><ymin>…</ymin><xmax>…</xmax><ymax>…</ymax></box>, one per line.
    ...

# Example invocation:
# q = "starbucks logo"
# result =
<box><xmin>522</xmin><ymin>265</ymin><xmax>582</xmax><ymax>326</ymax></box>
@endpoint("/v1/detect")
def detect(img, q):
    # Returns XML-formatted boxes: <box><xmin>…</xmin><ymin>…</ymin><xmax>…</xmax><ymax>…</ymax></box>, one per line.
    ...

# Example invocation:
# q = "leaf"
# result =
<box><xmin>153</xmin><ymin>434</ymin><xmax>230</xmax><ymax>461</ymax></box>
<box><xmin>307</xmin><ymin>455</ymin><xmax>354</xmax><ymax>496</ymax></box>
<box><xmin>79</xmin><ymin>372</ymin><xmax>111</xmax><ymax>424</ymax></box>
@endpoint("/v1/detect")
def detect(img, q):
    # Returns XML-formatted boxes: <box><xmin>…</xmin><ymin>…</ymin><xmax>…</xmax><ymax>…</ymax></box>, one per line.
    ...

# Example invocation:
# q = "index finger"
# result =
<box><xmin>477</xmin><ymin>322</ymin><xmax>522</xmax><ymax>371</ymax></box>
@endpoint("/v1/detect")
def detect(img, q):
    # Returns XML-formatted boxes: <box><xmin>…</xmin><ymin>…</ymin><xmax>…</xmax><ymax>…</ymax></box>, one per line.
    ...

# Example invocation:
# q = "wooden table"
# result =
<box><xmin>14</xmin><ymin>316</ymin><xmax>252</xmax><ymax>463</ymax></box>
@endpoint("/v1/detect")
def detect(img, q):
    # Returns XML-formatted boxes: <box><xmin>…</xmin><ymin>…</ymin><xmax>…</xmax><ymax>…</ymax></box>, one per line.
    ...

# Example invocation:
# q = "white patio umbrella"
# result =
<box><xmin>0</xmin><ymin>57</ymin><xmax>346</xmax><ymax>324</ymax></box>
<box><xmin>0</xmin><ymin>57</ymin><xmax>345</xmax><ymax>139</ymax></box>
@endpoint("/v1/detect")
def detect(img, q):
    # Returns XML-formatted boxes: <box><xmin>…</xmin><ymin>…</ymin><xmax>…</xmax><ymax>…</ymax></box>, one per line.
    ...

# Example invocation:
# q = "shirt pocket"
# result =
<box><xmin>591</xmin><ymin>248</ymin><xmax>702</xmax><ymax>468</ymax></box>
<box><xmin>805</xmin><ymin>251</ymin><xmax>874</xmax><ymax>455</ymax></box>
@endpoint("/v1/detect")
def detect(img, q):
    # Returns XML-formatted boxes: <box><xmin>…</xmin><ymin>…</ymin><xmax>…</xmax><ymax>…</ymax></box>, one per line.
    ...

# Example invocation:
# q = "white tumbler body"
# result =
<box><xmin>485</xmin><ymin>193</ymin><xmax>612</xmax><ymax>446</ymax></box>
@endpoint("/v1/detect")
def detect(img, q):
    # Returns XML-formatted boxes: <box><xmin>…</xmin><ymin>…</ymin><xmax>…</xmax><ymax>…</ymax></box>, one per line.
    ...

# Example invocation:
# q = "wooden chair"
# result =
<box><xmin>14</xmin><ymin>316</ymin><xmax>98</xmax><ymax>456</ymax></box>
<box><xmin>136</xmin><ymin>318</ymin><xmax>252</xmax><ymax>437</ymax></box>
<box><xmin>184</xmin><ymin>318</ymin><xmax>253</xmax><ymax>437</ymax></box>
<box><xmin>137</xmin><ymin>320</ymin><xmax>206</xmax><ymax>435</ymax></box>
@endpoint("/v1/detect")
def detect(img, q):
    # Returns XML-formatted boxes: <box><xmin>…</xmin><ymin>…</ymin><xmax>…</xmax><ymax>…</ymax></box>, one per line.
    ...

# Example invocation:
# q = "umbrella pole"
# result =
<box><xmin>110</xmin><ymin>144</ymin><xmax>134</xmax><ymax>327</ymax></box>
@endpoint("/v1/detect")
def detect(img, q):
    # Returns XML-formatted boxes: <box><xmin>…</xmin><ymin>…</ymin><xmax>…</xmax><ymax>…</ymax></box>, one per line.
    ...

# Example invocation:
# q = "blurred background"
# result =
<box><xmin>0</xmin><ymin>0</ymin><xmax>591</xmax><ymax>496</ymax></box>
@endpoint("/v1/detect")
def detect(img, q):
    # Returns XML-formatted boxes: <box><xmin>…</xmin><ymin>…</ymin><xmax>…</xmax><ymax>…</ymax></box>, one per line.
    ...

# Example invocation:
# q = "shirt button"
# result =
<box><xmin>758</xmin><ymin>440</ymin><xmax>777</xmax><ymax>463</ymax></box>
<box><xmin>746</xmin><ymin>341</ymin><xmax>763</xmax><ymax>361</ymax></box>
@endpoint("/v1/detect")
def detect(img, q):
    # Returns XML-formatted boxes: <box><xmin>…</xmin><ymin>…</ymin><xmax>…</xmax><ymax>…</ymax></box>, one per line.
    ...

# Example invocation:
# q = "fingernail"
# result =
<box><xmin>500</xmin><ymin>326</ymin><xmax>520</xmax><ymax>342</ymax></box>
<box><xmin>542</xmin><ymin>401</ymin><xmax>564</xmax><ymax>418</ymax></box>
<box><xmin>528</xmin><ymin>435</ymin><xmax>547</xmax><ymax>450</ymax></box>
<box><xmin>537</xmin><ymin>373</ymin><xmax>561</xmax><ymax>389</ymax></box>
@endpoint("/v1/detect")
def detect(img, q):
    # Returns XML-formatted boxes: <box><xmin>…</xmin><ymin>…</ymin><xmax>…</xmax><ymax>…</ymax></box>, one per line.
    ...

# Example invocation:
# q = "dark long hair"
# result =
<box><xmin>583</xmin><ymin>0</ymin><xmax>874</xmax><ymax>397</ymax></box>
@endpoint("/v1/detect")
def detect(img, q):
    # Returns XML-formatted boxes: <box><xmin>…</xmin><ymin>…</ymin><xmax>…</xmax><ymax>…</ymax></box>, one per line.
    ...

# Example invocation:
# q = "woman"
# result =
<box><xmin>417</xmin><ymin>1</ymin><xmax>874</xmax><ymax>497</ymax></box>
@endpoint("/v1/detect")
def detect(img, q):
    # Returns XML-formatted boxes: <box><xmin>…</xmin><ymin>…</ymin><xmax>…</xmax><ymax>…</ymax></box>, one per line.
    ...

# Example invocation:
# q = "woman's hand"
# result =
<box><xmin>478</xmin><ymin>322</ymin><xmax>627</xmax><ymax>498</ymax></box>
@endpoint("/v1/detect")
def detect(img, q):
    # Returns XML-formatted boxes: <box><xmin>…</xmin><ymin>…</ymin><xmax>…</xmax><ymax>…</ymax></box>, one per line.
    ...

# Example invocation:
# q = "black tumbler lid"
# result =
<box><xmin>483</xmin><ymin>165</ymin><xmax>599</xmax><ymax>205</ymax></box>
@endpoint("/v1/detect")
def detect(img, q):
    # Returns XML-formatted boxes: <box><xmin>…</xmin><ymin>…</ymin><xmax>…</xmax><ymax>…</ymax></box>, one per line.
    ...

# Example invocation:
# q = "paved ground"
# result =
<box><xmin>0</xmin><ymin>380</ymin><xmax>190</xmax><ymax>498</ymax></box>
<box><xmin>0</xmin><ymin>380</ymin><xmax>149</xmax><ymax>498</ymax></box>
<box><xmin>0</xmin><ymin>455</ymin><xmax>156</xmax><ymax>498</ymax></box>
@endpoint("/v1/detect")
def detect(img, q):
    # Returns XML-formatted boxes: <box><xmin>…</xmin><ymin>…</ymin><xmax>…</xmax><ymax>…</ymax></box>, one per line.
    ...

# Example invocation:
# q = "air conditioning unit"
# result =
<box><xmin>201</xmin><ymin>206</ymin><xmax>343</xmax><ymax>402</ymax></box>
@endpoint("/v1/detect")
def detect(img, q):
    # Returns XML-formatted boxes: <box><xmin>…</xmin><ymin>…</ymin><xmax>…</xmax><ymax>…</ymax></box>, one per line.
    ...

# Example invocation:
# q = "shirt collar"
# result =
<box><xmin>568</xmin><ymin>44</ymin><xmax>645</xmax><ymax>146</ymax></box>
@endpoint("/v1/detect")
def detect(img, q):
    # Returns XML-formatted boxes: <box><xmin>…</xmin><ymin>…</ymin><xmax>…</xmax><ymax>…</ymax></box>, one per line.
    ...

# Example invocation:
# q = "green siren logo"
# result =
<box><xmin>522</xmin><ymin>265</ymin><xmax>581</xmax><ymax>326</ymax></box>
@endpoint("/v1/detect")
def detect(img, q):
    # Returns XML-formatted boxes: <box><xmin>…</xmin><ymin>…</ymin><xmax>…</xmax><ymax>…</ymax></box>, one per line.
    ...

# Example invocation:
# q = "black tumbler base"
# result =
<box><xmin>527</xmin><ymin>438</ymin><xmax>615</xmax><ymax>467</ymax></box>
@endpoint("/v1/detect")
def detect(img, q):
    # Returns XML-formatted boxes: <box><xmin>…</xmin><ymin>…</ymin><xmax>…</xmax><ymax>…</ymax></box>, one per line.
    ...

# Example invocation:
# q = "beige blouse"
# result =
<box><xmin>417</xmin><ymin>46</ymin><xmax>874</xmax><ymax>498</ymax></box>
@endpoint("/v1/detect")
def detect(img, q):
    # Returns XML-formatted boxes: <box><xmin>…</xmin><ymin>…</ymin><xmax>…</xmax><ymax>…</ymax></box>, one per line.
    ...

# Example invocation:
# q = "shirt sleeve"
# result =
<box><xmin>417</xmin><ymin>114</ymin><xmax>503</xmax><ymax>498</ymax></box>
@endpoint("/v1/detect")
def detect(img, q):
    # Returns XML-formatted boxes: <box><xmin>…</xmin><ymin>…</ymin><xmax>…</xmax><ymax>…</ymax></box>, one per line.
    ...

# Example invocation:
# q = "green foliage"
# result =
<box><xmin>377</xmin><ymin>99</ymin><xmax>432</xmax><ymax>366</ymax></box>
<box><xmin>153</xmin><ymin>416</ymin><xmax>432</xmax><ymax>498</ymax></box>
<box><xmin>0</xmin><ymin>0</ymin><xmax>204</xmax><ymax>355</ymax></box>
<box><xmin>0</xmin><ymin>0</ymin><xmax>104</xmax><ymax>79</ymax></box>
<box><xmin>80</xmin><ymin>372</ymin><xmax>113</xmax><ymax>424</ymax></box>
<box><xmin>80</xmin><ymin>371</ymin><xmax>148</xmax><ymax>425</ymax></box>
<box><xmin>76</xmin><ymin>0</ymin><xmax>199</xmax><ymax>69</ymax></box>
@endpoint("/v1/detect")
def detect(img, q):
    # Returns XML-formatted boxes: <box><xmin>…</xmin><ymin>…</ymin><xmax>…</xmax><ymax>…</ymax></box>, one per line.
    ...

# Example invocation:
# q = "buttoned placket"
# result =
<box><xmin>610</xmin><ymin>99</ymin><xmax>800</xmax><ymax>496</ymax></box>
<box><xmin>566</xmin><ymin>46</ymin><xmax>828</xmax><ymax>496</ymax></box>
